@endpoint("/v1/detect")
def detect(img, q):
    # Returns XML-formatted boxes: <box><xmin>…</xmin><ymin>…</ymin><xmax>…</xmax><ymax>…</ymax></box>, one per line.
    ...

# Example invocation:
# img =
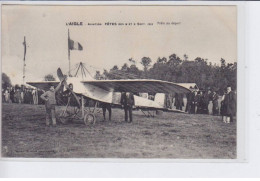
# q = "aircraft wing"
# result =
<box><xmin>176</xmin><ymin>83</ymin><xmax>199</xmax><ymax>90</ymax></box>
<box><xmin>26</xmin><ymin>81</ymin><xmax>60</xmax><ymax>91</ymax></box>
<box><xmin>81</xmin><ymin>79</ymin><xmax>191</xmax><ymax>94</ymax></box>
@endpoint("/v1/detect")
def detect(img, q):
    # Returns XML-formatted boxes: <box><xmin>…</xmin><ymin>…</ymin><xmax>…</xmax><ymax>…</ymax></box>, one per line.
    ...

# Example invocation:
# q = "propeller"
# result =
<box><xmin>57</xmin><ymin>68</ymin><xmax>81</xmax><ymax>107</ymax></box>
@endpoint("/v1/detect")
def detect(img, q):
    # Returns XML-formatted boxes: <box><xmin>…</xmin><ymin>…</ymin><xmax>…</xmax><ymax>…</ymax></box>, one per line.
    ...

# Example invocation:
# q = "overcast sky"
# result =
<box><xmin>2</xmin><ymin>5</ymin><xmax>237</xmax><ymax>85</ymax></box>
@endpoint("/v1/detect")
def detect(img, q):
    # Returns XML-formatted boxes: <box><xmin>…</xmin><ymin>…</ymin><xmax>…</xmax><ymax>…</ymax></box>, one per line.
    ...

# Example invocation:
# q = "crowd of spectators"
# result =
<box><xmin>2</xmin><ymin>86</ymin><xmax>45</xmax><ymax>105</ymax></box>
<box><xmin>164</xmin><ymin>85</ymin><xmax>236</xmax><ymax>123</ymax></box>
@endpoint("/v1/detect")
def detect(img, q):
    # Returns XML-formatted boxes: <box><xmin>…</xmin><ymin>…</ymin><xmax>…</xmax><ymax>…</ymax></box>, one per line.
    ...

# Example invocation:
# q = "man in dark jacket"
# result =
<box><xmin>37</xmin><ymin>89</ymin><xmax>45</xmax><ymax>105</ymax></box>
<box><xmin>225</xmin><ymin>86</ymin><xmax>236</xmax><ymax>123</ymax></box>
<box><xmin>212</xmin><ymin>90</ymin><xmax>219</xmax><ymax>115</ymax></box>
<box><xmin>185</xmin><ymin>86</ymin><xmax>194</xmax><ymax>113</ymax></box>
<box><xmin>196</xmin><ymin>91</ymin><xmax>203</xmax><ymax>114</ymax></box>
<box><xmin>174</xmin><ymin>93</ymin><xmax>184</xmax><ymax>110</ymax></box>
<box><xmin>121</xmin><ymin>92</ymin><xmax>135</xmax><ymax>123</ymax></box>
<box><xmin>202</xmin><ymin>89</ymin><xmax>211</xmax><ymax>114</ymax></box>
<box><xmin>190</xmin><ymin>89</ymin><xmax>198</xmax><ymax>114</ymax></box>
<box><xmin>10</xmin><ymin>87</ymin><xmax>15</xmax><ymax>103</ymax></box>
<box><xmin>100</xmin><ymin>102</ymin><xmax>112</xmax><ymax>121</ymax></box>
<box><xmin>62</xmin><ymin>83</ymin><xmax>80</xmax><ymax>108</ymax></box>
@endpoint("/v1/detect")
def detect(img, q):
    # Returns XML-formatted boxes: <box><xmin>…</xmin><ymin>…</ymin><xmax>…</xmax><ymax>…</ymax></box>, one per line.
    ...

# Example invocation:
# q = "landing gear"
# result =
<box><xmin>58</xmin><ymin>95</ymin><xmax>99</xmax><ymax>126</ymax></box>
<box><xmin>141</xmin><ymin>109</ymin><xmax>155</xmax><ymax>117</ymax></box>
<box><xmin>83</xmin><ymin>99</ymin><xmax>99</xmax><ymax>126</ymax></box>
<box><xmin>84</xmin><ymin>113</ymin><xmax>96</xmax><ymax>126</ymax></box>
<box><xmin>57</xmin><ymin>68</ymin><xmax>98</xmax><ymax>127</ymax></box>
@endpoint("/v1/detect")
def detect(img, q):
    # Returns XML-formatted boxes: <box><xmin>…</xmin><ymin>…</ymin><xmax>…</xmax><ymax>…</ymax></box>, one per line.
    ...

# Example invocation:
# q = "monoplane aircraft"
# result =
<box><xmin>27</xmin><ymin>68</ymin><xmax>191</xmax><ymax>126</ymax></box>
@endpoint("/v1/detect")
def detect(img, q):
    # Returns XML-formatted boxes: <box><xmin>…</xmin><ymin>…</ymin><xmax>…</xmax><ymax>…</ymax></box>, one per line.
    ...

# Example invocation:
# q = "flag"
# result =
<box><xmin>67</xmin><ymin>29</ymin><xmax>83</xmax><ymax>75</ymax></box>
<box><xmin>68</xmin><ymin>39</ymin><xmax>83</xmax><ymax>51</ymax></box>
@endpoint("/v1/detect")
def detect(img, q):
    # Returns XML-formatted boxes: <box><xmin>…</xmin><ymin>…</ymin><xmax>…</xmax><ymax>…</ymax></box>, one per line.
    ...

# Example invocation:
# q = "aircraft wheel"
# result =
<box><xmin>84</xmin><ymin>113</ymin><xmax>96</xmax><ymax>126</ymax></box>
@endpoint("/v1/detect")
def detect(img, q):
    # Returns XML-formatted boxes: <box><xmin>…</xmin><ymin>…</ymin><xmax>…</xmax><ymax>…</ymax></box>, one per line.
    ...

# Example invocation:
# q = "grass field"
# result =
<box><xmin>1</xmin><ymin>103</ymin><xmax>236</xmax><ymax>158</ymax></box>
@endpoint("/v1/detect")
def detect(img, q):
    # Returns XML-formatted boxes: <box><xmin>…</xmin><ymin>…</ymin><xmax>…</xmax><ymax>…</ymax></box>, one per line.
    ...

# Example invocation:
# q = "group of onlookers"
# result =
<box><xmin>185</xmin><ymin>87</ymin><xmax>217</xmax><ymax>115</ymax></box>
<box><xmin>165</xmin><ymin>88</ymin><xmax>216</xmax><ymax>114</ymax></box>
<box><xmin>2</xmin><ymin>86</ymin><xmax>45</xmax><ymax>105</ymax></box>
<box><xmin>165</xmin><ymin>85</ymin><xmax>236</xmax><ymax>123</ymax></box>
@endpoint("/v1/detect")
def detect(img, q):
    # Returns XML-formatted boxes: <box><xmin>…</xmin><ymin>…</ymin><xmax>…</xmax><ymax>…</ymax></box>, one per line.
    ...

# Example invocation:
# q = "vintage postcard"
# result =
<box><xmin>1</xmin><ymin>4</ymin><xmax>242</xmax><ymax>160</ymax></box>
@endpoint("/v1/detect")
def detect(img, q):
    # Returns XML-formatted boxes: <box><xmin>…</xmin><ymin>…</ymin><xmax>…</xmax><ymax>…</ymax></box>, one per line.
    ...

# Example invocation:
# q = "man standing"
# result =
<box><xmin>100</xmin><ymin>102</ymin><xmax>112</xmax><ymax>121</ymax></box>
<box><xmin>28</xmin><ymin>89</ymin><xmax>33</xmax><ymax>104</ymax></box>
<box><xmin>196</xmin><ymin>91</ymin><xmax>203</xmax><ymax>114</ymax></box>
<box><xmin>166</xmin><ymin>94</ymin><xmax>173</xmax><ymax>109</ymax></box>
<box><xmin>4</xmin><ymin>88</ymin><xmax>10</xmax><ymax>103</ymax></box>
<box><xmin>40</xmin><ymin>81</ymin><xmax>63</xmax><ymax>126</ymax></box>
<box><xmin>15</xmin><ymin>88</ymin><xmax>22</xmax><ymax>104</ymax></box>
<box><xmin>32</xmin><ymin>89</ymin><xmax>38</xmax><ymax>105</ymax></box>
<box><xmin>10</xmin><ymin>87</ymin><xmax>15</xmax><ymax>103</ymax></box>
<box><xmin>38</xmin><ymin>89</ymin><xmax>45</xmax><ymax>105</ymax></box>
<box><xmin>174</xmin><ymin>93</ymin><xmax>184</xmax><ymax>110</ymax></box>
<box><xmin>121</xmin><ymin>92</ymin><xmax>135</xmax><ymax>123</ymax></box>
<box><xmin>202</xmin><ymin>89</ymin><xmax>211</xmax><ymax>114</ymax></box>
<box><xmin>225</xmin><ymin>86</ymin><xmax>236</xmax><ymax>123</ymax></box>
<box><xmin>212</xmin><ymin>90</ymin><xmax>219</xmax><ymax>115</ymax></box>
<box><xmin>62</xmin><ymin>83</ymin><xmax>73</xmax><ymax>104</ymax></box>
<box><xmin>190</xmin><ymin>89</ymin><xmax>197</xmax><ymax>114</ymax></box>
<box><xmin>185</xmin><ymin>86</ymin><xmax>194</xmax><ymax>113</ymax></box>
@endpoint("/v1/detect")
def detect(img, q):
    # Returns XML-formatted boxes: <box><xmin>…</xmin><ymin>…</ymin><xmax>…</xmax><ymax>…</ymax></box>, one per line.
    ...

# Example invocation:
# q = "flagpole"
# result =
<box><xmin>68</xmin><ymin>29</ymin><xmax>71</xmax><ymax>76</ymax></box>
<box><xmin>23</xmin><ymin>36</ymin><xmax>26</xmax><ymax>85</ymax></box>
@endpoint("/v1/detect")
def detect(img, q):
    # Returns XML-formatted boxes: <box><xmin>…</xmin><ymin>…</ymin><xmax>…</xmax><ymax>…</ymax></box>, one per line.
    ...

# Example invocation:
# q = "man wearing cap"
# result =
<box><xmin>40</xmin><ymin>80</ymin><xmax>64</xmax><ymax>126</ymax></box>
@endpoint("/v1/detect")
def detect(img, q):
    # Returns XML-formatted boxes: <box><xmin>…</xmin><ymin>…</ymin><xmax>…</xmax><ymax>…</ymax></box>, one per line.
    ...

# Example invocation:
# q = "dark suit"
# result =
<box><xmin>100</xmin><ymin>102</ymin><xmax>112</xmax><ymax>121</ymax></box>
<box><xmin>212</xmin><ymin>93</ymin><xmax>219</xmax><ymax>115</ymax></box>
<box><xmin>202</xmin><ymin>93</ymin><xmax>210</xmax><ymax>114</ymax></box>
<box><xmin>185</xmin><ymin>92</ymin><xmax>193</xmax><ymax>113</ymax></box>
<box><xmin>194</xmin><ymin>93</ymin><xmax>200</xmax><ymax>114</ymax></box>
<box><xmin>174</xmin><ymin>93</ymin><xmax>184</xmax><ymax>110</ymax></box>
<box><xmin>121</xmin><ymin>92</ymin><xmax>135</xmax><ymax>122</ymax></box>
<box><xmin>225</xmin><ymin>91</ymin><xmax>236</xmax><ymax>121</ymax></box>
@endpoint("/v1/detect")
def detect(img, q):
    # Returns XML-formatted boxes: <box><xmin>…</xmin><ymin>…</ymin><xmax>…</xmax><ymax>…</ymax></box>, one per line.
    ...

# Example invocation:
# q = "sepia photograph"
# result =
<box><xmin>1</xmin><ymin>5</ymin><xmax>238</xmax><ymax>159</ymax></box>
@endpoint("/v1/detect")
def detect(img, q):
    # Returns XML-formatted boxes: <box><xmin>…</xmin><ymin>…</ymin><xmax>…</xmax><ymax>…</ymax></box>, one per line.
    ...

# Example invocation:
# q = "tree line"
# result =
<box><xmin>2</xmin><ymin>53</ymin><xmax>237</xmax><ymax>95</ymax></box>
<box><xmin>95</xmin><ymin>54</ymin><xmax>237</xmax><ymax>95</ymax></box>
